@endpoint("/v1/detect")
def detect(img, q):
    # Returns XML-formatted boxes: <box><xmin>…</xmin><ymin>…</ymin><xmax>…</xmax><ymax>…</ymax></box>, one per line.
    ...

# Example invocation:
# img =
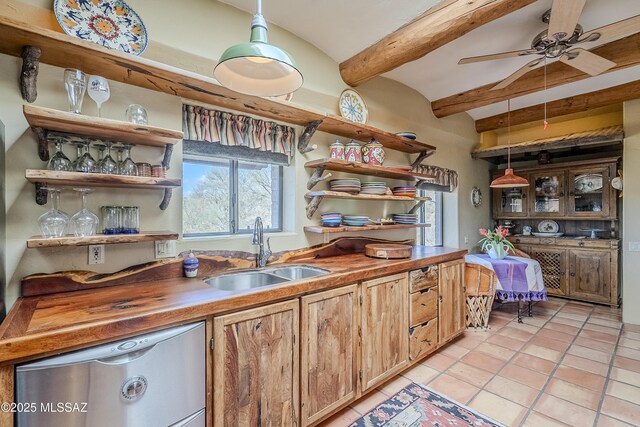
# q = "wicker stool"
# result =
<box><xmin>465</xmin><ymin>263</ymin><xmax>497</xmax><ymax>329</ymax></box>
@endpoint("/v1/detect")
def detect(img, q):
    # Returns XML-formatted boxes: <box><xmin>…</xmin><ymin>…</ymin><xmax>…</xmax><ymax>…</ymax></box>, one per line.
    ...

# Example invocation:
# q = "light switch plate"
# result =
<box><xmin>155</xmin><ymin>240</ymin><xmax>177</xmax><ymax>258</ymax></box>
<box><xmin>88</xmin><ymin>245</ymin><xmax>105</xmax><ymax>264</ymax></box>
<box><xmin>629</xmin><ymin>242</ymin><xmax>640</xmax><ymax>252</ymax></box>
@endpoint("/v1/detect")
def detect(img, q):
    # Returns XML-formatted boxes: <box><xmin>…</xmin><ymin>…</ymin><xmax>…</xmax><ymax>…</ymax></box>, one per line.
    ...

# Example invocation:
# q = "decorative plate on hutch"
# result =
<box><xmin>338</xmin><ymin>89</ymin><xmax>368</xmax><ymax>124</ymax></box>
<box><xmin>537</xmin><ymin>220</ymin><xmax>559</xmax><ymax>233</ymax></box>
<box><xmin>54</xmin><ymin>0</ymin><xmax>149</xmax><ymax>55</ymax></box>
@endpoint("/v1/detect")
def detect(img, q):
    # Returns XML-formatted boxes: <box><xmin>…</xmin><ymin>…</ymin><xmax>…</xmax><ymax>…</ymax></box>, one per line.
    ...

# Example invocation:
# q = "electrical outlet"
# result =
<box><xmin>155</xmin><ymin>240</ymin><xmax>177</xmax><ymax>259</ymax></box>
<box><xmin>88</xmin><ymin>245</ymin><xmax>105</xmax><ymax>264</ymax></box>
<box><xmin>630</xmin><ymin>242</ymin><xmax>640</xmax><ymax>252</ymax></box>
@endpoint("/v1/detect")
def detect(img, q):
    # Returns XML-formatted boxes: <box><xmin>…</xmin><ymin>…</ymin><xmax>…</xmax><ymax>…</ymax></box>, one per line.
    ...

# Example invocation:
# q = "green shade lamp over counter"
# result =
<box><xmin>214</xmin><ymin>0</ymin><xmax>303</xmax><ymax>97</ymax></box>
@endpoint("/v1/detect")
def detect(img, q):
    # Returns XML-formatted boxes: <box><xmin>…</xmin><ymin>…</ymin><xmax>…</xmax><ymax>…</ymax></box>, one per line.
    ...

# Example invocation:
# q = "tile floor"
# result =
<box><xmin>322</xmin><ymin>297</ymin><xmax>640</xmax><ymax>427</ymax></box>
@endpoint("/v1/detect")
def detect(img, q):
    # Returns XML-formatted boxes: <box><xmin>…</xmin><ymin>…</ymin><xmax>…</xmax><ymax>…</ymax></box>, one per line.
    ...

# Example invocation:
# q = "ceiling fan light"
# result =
<box><xmin>490</xmin><ymin>168</ymin><xmax>530</xmax><ymax>188</ymax></box>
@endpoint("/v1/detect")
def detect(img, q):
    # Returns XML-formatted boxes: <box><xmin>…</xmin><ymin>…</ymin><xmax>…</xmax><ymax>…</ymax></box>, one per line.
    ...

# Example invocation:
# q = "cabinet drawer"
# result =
<box><xmin>409</xmin><ymin>265</ymin><xmax>439</xmax><ymax>292</ymax></box>
<box><xmin>410</xmin><ymin>288</ymin><xmax>437</xmax><ymax>327</ymax></box>
<box><xmin>409</xmin><ymin>320</ymin><xmax>438</xmax><ymax>361</ymax></box>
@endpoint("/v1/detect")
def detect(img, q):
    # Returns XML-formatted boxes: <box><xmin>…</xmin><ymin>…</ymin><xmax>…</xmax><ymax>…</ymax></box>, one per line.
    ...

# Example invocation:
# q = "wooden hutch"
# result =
<box><xmin>491</xmin><ymin>157</ymin><xmax>621</xmax><ymax>306</ymax></box>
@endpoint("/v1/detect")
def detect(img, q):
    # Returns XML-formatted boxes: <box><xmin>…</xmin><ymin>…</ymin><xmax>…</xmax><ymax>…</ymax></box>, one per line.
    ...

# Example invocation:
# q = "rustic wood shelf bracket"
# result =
<box><xmin>306</xmin><ymin>195</ymin><xmax>324</xmax><ymax>219</ymax></box>
<box><xmin>307</xmin><ymin>166</ymin><xmax>332</xmax><ymax>190</ymax></box>
<box><xmin>160</xmin><ymin>188</ymin><xmax>172</xmax><ymax>210</ymax></box>
<box><xmin>35</xmin><ymin>182</ymin><xmax>47</xmax><ymax>205</ymax></box>
<box><xmin>297</xmin><ymin>120</ymin><xmax>322</xmax><ymax>154</ymax></box>
<box><xmin>411</xmin><ymin>150</ymin><xmax>435</xmax><ymax>170</ymax></box>
<box><xmin>162</xmin><ymin>144</ymin><xmax>174</xmax><ymax>170</ymax></box>
<box><xmin>32</xmin><ymin>126</ymin><xmax>49</xmax><ymax>161</ymax></box>
<box><xmin>20</xmin><ymin>46</ymin><xmax>41</xmax><ymax>103</ymax></box>
<box><xmin>408</xmin><ymin>199</ymin><xmax>426</xmax><ymax>215</ymax></box>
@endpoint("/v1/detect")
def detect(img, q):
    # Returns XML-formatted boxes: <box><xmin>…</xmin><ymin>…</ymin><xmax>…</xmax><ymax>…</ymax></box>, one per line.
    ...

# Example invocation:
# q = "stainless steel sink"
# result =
<box><xmin>205</xmin><ymin>271</ymin><xmax>288</xmax><ymax>291</ymax></box>
<box><xmin>205</xmin><ymin>265</ymin><xmax>330</xmax><ymax>291</ymax></box>
<box><xmin>267</xmin><ymin>266</ymin><xmax>330</xmax><ymax>280</ymax></box>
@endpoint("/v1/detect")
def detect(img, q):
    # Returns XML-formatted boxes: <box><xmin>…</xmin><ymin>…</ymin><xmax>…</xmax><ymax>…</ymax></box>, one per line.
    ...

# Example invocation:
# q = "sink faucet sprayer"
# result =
<box><xmin>252</xmin><ymin>216</ymin><xmax>272</xmax><ymax>268</ymax></box>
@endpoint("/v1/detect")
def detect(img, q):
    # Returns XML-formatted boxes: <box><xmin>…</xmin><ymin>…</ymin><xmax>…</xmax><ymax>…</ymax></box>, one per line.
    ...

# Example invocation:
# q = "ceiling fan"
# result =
<box><xmin>458</xmin><ymin>0</ymin><xmax>640</xmax><ymax>90</ymax></box>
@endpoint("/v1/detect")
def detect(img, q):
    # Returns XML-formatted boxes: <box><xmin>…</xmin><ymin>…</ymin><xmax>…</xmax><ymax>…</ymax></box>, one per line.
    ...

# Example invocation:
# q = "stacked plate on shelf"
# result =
<box><xmin>329</xmin><ymin>178</ymin><xmax>361</xmax><ymax>194</ymax></box>
<box><xmin>342</xmin><ymin>215</ymin><xmax>370</xmax><ymax>227</ymax></box>
<box><xmin>392</xmin><ymin>186</ymin><xmax>417</xmax><ymax>197</ymax></box>
<box><xmin>360</xmin><ymin>181</ymin><xmax>387</xmax><ymax>195</ymax></box>
<box><xmin>392</xmin><ymin>213</ymin><xmax>418</xmax><ymax>224</ymax></box>
<box><xmin>320</xmin><ymin>212</ymin><xmax>342</xmax><ymax>227</ymax></box>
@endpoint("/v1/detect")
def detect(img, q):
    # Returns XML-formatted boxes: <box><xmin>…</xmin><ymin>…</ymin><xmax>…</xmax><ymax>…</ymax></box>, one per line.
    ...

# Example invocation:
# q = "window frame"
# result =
<box><xmin>182</xmin><ymin>155</ymin><xmax>284</xmax><ymax>238</ymax></box>
<box><xmin>418</xmin><ymin>190</ymin><xmax>443</xmax><ymax>247</ymax></box>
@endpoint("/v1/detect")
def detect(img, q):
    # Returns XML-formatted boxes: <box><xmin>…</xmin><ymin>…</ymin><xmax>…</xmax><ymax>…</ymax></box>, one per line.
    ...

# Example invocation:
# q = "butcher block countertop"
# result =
<box><xmin>0</xmin><ymin>246</ymin><xmax>466</xmax><ymax>365</ymax></box>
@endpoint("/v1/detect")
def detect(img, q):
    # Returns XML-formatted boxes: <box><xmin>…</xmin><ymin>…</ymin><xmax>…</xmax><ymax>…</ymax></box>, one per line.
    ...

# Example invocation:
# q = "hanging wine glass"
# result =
<box><xmin>87</xmin><ymin>75</ymin><xmax>110</xmax><ymax>117</ymax></box>
<box><xmin>38</xmin><ymin>187</ymin><xmax>70</xmax><ymax>238</ymax></box>
<box><xmin>117</xmin><ymin>144</ymin><xmax>138</xmax><ymax>176</ymax></box>
<box><xmin>99</xmin><ymin>141</ymin><xmax>118</xmax><ymax>174</ymax></box>
<box><xmin>94</xmin><ymin>142</ymin><xmax>106</xmax><ymax>167</ymax></box>
<box><xmin>46</xmin><ymin>135</ymin><xmax>73</xmax><ymax>171</ymax></box>
<box><xmin>75</xmin><ymin>138</ymin><xmax>97</xmax><ymax>173</ymax></box>
<box><xmin>70</xmin><ymin>188</ymin><xmax>99</xmax><ymax>237</ymax></box>
<box><xmin>64</xmin><ymin>69</ymin><xmax>87</xmax><ymax>114</ymax></box>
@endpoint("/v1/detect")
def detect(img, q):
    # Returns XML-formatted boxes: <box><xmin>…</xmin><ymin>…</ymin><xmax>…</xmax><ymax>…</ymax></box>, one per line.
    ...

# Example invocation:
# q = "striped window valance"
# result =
<box><xmin>182</xmin><ymin>104</ymin><xmax>295</xmax><ymax>165</ymax></box>
<box><xmin>414</xmin><ymin>165</ymin><xmax>459</xmax><ymax>192</ymax></box>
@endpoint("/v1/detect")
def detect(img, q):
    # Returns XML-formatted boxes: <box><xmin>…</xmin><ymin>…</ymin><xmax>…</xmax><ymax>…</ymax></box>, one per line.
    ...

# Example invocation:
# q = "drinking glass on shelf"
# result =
<box><xmin>64</xmin><ymin>69</ymin><xmax>88</xmax><ymax>114</ymax></box>
<box><xmin>94</xmin><ymin>142</ymin><xmax>106</xmax><ymax>165</ymax></box>
<box><xmin>121</xmin><ymin>206</ymin><xmax>140</xmax><ymax>234</ymax></box>
<box><xmin>99</xmin><ymin>141</ymin><xmax>118</xmax><ymax>174</ymax></box>
<box><xmin>117</xmin><ymin>144</ymin><xmax>138</xmax><ymax>176</ymax></box>
<box><xmin>75</xmin><ymin>138</ymin><xmax>97</xmax><ymax>173</ymax></box>
<box><xmin>101</xmin><ymin>206</ymin><xmax>122</xmax><ymax>234</ymax></box>
<box><xmin>70</xmin><ymin>188</ymin><xmax>99</xmax><ymax>237</ymax></box>
<box><xmin>125</xmin><ymin>104</ymin><xmax>148</xmax><ymax>124</ymax></box>
<box><xmin>47</xmin><ymin>136</ymin><xmax>73</xmax><ymax>171</ymax></box>
<box><xmin>38</xmin><ymin>187</ymin><xmax>69</xmax><ymax>238</ymax></box>
<box><xmin>87</xmin><ymin>75</ymin><xmax>110</xmax><ymax>117</ymax></box>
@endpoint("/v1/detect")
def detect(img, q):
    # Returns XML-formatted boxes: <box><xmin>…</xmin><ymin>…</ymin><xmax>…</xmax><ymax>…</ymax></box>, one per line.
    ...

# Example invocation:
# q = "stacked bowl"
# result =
<box><xmin>392</xmin><ymin>213</ymin><xmax>418</xmax><ymax>224</ymax></box>
<box><xmin>360</xmin><ymin>181</ymin><xmax>387</xmax><ymax>195</ymax></box>
<box><xmin>330</xmin><ymin>178</ymin><xmax>361</xmax><ymax>194</ymax></box>
<box><xmin>392</xmin><ymin>186</ymin><xmax>417</xmax><ymax>198</ymax></box>
<box><xmin>342</xmin><ymin>215</ymin><xmax>370</xmax><ymax>226</ymax></box>
<box><xmin>321</xmin><ymin>212</ymin><xmax>342</xmax><ymax>227</ymax></box>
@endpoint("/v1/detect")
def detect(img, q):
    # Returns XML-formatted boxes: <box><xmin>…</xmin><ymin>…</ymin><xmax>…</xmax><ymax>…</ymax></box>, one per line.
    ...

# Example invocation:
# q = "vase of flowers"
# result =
<box><xmin>479</xmin><ymin>226</ymin><xmax>515</xmax><ymax>260</ymax></box>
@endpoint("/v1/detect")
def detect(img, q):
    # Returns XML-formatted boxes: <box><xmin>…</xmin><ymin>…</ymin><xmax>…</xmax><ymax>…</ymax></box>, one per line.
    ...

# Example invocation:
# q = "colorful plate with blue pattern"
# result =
<box><xmin>54</xmin><ymin>0</ymin><xmax>148</xmax><ymax>55</ymax></box>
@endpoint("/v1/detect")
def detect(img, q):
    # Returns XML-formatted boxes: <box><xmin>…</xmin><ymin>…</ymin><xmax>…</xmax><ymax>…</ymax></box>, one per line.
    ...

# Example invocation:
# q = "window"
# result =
<box><xmin>183</xmin><ymin>156</ymin><xmax>283</xmax><ymax>237</ymax></box>
<box><xmin>418</xmin><ymin>190</ymin><xmax>443</xmax><ymax>246</ymax></box>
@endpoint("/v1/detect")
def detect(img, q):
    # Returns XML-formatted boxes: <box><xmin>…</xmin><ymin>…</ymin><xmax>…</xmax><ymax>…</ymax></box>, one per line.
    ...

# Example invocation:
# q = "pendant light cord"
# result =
<box><xmin>507</xmin><ymin>98</ymin><xmax>511</xmax><ymax>170</ymax></box>
<box><xmin>544</xmin><ymin>57</ymin><xmax>548</xmax><ymax>129</ymax></box>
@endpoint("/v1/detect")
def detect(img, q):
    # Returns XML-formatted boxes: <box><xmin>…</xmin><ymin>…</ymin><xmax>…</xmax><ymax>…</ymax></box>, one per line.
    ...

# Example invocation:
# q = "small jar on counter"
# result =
<box><xmin>183</xmin><ymin>252</ymin><xmax>199</xmax><ymax>278</ymax></box>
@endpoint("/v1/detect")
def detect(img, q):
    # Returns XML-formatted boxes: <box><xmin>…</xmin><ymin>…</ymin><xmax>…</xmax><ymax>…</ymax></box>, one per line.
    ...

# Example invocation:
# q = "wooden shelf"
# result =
<box><xmin>304</xmin><ymin>223</ymin><xmax>430</xmax><ymax>234</ymax></box>
<box><xmin>305</xmin><ymin>190</ymin><xmax>431</xmax><ymax>202</ymax></box>
<box><xmin>305</xmin><ymin>159</ymin><xmax>436</xmax><ymax>181</ymax></box>
<box><xmin>27</xmin><ymin>231</ymin><xmax>178</xmax><ymax>248</ymax></box>
<box><xmin>24</xmin><ymin>105</ymin><xmax>183</xmax><ymax>147</ymax></box>
<box><xmin>26</xmin><ymin>169</ymin><xmax>181</xmax><ymax>189</ymax></box>
<box><xmin>0</xmin><ymin>15</ymin><xmax>434</xmax><ymax>155</ymax></box>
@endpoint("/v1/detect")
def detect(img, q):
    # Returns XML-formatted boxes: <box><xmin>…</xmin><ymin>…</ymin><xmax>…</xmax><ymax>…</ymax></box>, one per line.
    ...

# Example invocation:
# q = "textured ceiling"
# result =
<box><xmin>219</xmin><ymin>0</ymin><xmax>640</xmax><ymax>120</ymax></box>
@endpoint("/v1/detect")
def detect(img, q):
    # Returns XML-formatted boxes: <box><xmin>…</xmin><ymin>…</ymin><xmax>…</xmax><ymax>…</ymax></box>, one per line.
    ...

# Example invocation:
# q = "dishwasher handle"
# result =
<box><xmin>96</xmin><ymin>344</ymin><xmax>156</xmax><ymax>365</ymax></box>
<box><xmin>17</xmin><ymin>322</ymin><xmax>204</xmax><ymax>371</ymax></box>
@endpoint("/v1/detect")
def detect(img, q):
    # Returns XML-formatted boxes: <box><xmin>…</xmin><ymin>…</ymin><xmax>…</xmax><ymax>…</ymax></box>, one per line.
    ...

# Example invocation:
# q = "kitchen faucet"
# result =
<box><xmin>252</xmin><ymin>216</ymin><xmax>272</xmax><ymax>268</ymax></box>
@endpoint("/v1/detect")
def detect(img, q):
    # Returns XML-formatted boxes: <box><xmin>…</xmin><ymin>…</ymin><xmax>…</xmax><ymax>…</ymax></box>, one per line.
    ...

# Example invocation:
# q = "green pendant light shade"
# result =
<box><xmin>214</xmin><ymin>0</ymin><xmax>303</xmax><ymax>97</ymax></box>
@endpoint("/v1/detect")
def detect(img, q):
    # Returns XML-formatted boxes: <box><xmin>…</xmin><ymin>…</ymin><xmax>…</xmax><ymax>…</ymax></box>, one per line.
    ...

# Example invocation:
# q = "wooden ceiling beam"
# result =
<box><xmin>475</xmin><ymin>80</ymin><xmax>640</xmax><ymax>132</ymax></box>
<box><xmin>432</xmin><ymin>33</ymin><xmax>640</xmax><ymax>118</ymax></box>
<box><xmin>338</xmin><ymin>0</ymin><xmax>537</xmax><ymax>87</ymax></box>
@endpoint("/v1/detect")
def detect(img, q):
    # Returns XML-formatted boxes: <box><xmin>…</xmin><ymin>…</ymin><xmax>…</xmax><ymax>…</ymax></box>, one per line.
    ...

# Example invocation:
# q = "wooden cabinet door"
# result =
<box><xmin>569</xmin><ymin>250</ymin><xmax>611</xmax><ymax>303</ymax></box>
<box><xmin>213</xmin><ymin>300</ymin><xmax>299</xmax><ymax>427</ymax></box>
<box><xmin>529</xmin><ymin>248</ymin><xmax>568</xmax><ymax>296</ymax></box>
<box><xmin>300</xmin><ymin>285</ymin><xmax>359</xmax><ymax>426</ymax></box>
<box><xmin>438</xmin><ymin>259</ymin><xmax>465</xmax><ymax>344</ymax></box>
<box><xmin>360</xmin><ymin>273</ymin><xmax>409</xmax><ymax>393</ymax></box>
<box><xmin>529</xmin><ymin>171</ymin><xmax>566</xmax><ymax>217</ymax></box>
<box><xmin>567</xmin><ymin>167</ymin><xmax>611</xmax><ymax>218</ymax></box>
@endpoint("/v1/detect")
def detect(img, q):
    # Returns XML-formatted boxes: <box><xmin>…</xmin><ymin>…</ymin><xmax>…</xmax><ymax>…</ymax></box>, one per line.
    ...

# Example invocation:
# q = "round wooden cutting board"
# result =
<box><xmin>365</xmin><ymin>243</ymin><xmax>413</xmax><ymax>259</ymax></box>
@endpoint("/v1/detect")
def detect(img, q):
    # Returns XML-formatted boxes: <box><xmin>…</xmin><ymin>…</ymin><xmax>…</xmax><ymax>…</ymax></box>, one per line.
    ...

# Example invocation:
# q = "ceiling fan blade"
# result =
<box><xmin>548</xmin><ymin>0</ymin><xmax>587</xmax><ymax>41</ymax></box>
<box><xmin>579</xmin><ymin>15</ymin><xmax>640</xmax><ymax>45</ymax></box>
<box><xmin>458</xmin><ymin>49</ymin><xmax>536</xmax><ymax>65</ymax></box>
<box><xmin>491</xmin><ymin>58</ymin><xmax>545</xmax><ymax>91</ymax></box>
<box><xmin>560</xmin><ymin>48</ymin><xmax>616</xmax><ymax>76</ymax></box>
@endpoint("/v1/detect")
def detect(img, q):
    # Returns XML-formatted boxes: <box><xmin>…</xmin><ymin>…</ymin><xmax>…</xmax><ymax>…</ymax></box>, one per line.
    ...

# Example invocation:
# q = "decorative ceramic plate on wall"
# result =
<box><xmin>338</xmin><ymin>89</ymin><xmax>368</xmax><ymax>124</ymax></box>
<box><xmin>54</xmin><ymin>0</ymin><xmax>149</xmax><ymax>55</ymax></box>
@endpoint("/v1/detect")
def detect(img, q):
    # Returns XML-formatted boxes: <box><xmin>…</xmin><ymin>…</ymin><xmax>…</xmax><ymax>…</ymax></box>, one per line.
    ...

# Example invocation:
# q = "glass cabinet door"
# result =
<box><xmin>530</xmin><ymin>172</ymin><xmax>565</xmax><ymax>216</ymax></box>
<box><xmin>568</xmin><ymin>168</ymin><xmax>610</xmax><ymax>217</ymax></box>
<box><xmin>494</xmin><ymin>186</ymin><xmax>528</xmax><ymax>217</ymax></box>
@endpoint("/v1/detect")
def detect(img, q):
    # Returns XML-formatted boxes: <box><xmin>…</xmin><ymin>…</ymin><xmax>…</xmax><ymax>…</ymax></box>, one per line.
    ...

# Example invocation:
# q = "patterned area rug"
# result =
<box><xmin>351</xmin><ymin>382</ymin><xmax>504</xmax><ymax>427</ymax></box>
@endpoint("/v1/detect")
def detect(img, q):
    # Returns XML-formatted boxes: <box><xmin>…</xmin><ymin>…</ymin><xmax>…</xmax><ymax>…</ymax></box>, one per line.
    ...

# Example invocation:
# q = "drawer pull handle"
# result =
<box><xmin>570</xmin><ymin>272</ymin><xmax>576</xmax><ymax>277</ymax></box>
<box><xmin>420</xmin><ymin>266</ymin><xmax>432</xmax><ymax>273</ymax></box>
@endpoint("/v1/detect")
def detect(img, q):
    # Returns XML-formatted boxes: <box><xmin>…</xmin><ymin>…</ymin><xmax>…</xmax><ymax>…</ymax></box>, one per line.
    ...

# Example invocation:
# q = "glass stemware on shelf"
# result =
<box><xmin>47</xmin><ymin>135</ymin><xmax>73</xmax><ymax>171</ymax></box>
<box><xmin>64</xmin><ymin>69</ymin><xmax>88</xmax><ymax>114</ymax></box>
<box><xmin>87</xmin><ymin>75</ymin><xmax>110</xmax><ymax>117</ymax></box>
<box><xmin>70</xmin><ymin>188</ymin><xmax>99</xmax><ymax>237</ymax></box>
<box><xmin>75</xmin><ymin>138</ymin><xmax>97</xmax><ymax>173</ymax></box>
<box><xmin>99</xmin><ymin>141</ymin><xmax>119</xmax><ymax>174</ymax></box>
<box><xmin>117</xmin><ymin>144</ymin><xmax>138</xmax><ymax>176</ymax></box>
<box><xmin>38</xmin><ymin>187</ymin><xmax>69</xmax><ymax>238</ymax></box>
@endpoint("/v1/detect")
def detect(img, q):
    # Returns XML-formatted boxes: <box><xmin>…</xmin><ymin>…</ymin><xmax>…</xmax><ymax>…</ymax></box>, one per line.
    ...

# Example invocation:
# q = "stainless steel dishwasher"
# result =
<box><xmin>15</xmin><ymin>322</ymin><xmax>205</xmax><ymax>427</ymax></box>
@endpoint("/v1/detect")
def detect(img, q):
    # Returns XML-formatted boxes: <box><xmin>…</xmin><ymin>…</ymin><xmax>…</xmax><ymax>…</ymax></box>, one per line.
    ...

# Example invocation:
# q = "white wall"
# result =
<box><xmin>0</xmin><ymin>0</ymin><xmax>488</xmax><ymax>311</ymax></box>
